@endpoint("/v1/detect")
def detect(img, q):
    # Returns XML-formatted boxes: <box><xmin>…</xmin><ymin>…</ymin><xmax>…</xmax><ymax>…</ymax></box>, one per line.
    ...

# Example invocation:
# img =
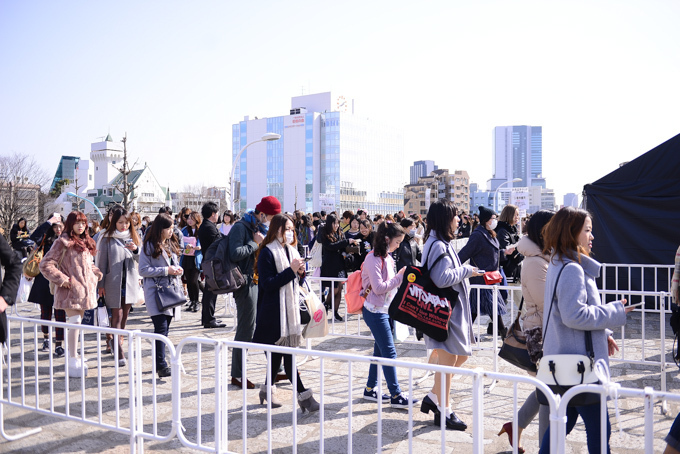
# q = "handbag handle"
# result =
<box><xmin>544</xmin><ymin>262</ymin><xmax>595</xmax><ymax>360</ymax></box>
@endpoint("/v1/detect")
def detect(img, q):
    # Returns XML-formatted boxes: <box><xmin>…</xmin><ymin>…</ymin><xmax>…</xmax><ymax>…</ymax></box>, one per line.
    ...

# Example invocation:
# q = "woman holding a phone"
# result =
<box><xmin>95</xmin><ymin>208</ymin><xmax>141</xmax><ymax>366</ymax></box>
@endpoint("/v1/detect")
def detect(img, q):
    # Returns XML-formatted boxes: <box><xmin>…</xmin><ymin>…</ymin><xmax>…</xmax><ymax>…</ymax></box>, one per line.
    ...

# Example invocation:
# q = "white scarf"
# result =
<box><xmin>266</xmin><ymin>239</ymin><xmax>303</xmax><ymax>348</ymax></box>
<box><xmin>112</xmin><ymin>230</ymin><xmax>131</xmax><ymax>241</ymax></box>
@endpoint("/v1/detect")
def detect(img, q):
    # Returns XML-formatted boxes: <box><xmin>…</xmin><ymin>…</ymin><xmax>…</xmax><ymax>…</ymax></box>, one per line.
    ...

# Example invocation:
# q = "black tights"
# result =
<box><xmin>264</xmin><ymin>352</ymin><xmax>306</xmax><ymax>392</ymax></box>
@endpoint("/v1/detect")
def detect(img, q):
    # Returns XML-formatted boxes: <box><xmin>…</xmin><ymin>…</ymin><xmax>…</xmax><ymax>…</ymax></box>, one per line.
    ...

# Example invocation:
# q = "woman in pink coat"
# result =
<box><xmin>40</xmin><ymin>211</ymin><xmax>102</xmax><ymax>378</ymax></box>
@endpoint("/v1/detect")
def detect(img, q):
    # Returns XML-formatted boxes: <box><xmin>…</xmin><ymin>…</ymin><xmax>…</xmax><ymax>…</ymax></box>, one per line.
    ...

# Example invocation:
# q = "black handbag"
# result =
<box><xmin>498</xmin><ymin>297</ymin><xmax>537</xmax><ymax>373</ymax></box>
<box><xmin>535</xmin><ymin>264</ymin><xmax>601</xmax><ymax>407</ymax></box>
<box><xmin>388</xmin><ymin>241</ymin><xmax>458</xmax><ymax>342</ymax></box>
<box><xmin>153</xmin><ymin>275</ymin><xmax>187</xmax><ymax>312</ymax></box>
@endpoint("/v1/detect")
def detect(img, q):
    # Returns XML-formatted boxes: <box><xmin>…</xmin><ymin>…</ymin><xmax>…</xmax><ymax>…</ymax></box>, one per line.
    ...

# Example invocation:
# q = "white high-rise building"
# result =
<box><xmin>232</xmin><ymin>92</ymin><xmax>405</xmax><ymax>214</ymax></box>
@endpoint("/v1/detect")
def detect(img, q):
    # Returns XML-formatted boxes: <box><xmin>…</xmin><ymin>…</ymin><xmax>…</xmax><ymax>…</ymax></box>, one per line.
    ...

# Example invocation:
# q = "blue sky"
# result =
<box><xmin>2</xmin><ymin>0</ymin><xmax>679</xmax><ymax>207</ymax></box>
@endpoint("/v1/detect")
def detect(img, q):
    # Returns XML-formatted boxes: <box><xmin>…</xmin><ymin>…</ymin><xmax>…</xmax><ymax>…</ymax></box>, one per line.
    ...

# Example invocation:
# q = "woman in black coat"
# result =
<box><xmin>10</xmin><ymin>217</ymin><xmax>33</xmax><ymax>257</ymax></box>
<box><xmin>319</xmin><ymin>213</ymin><xmax>360</xmax><ymax>321</ymax></box>
<box><xmin>395</xmin><ymin>218</ymin><xmax>422</xmax><ymax>269</ymax></box>
<box><xmin>495</xmin><ymin>204</ymin><xmax>524</xmax><ymax>282</ymax></box>
<box><xmin>458</xmin><ymin>206</ymin><xmax>515</xmax><ymax>338</ymax></box>
<box><xmin>28</xmin><ymin>214</ymin><xmax>67</xmax><ymax>356</ymax></box>
<box><xmin>252</xmin><ymin>214</ymin><xmax>319</xmax><ymax>412</ymax></box>
<box><xmin>354</xmin><ymin>219</ymin><xmax>375</xmax><ymax>270</ymax></box>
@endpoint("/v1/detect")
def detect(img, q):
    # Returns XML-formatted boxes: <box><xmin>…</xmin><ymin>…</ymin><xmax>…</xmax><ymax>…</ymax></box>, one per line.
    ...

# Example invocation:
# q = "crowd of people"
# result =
<box><xmin>0</xmin><ymin>197</ymin><xmax>674</xmax><ymax>453</ymax></box>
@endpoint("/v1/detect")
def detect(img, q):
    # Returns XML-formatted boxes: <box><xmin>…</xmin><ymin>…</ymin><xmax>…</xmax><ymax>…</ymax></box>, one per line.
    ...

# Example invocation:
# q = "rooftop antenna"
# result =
<box><xmin>301</xmin><ymin>85</ymin><xmax>305</xmax><ymax>95</ymax></box>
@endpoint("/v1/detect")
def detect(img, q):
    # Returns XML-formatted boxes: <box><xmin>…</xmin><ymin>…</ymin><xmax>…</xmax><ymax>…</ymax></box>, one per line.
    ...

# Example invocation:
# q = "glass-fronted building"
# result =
<box><xmin>50</xmin><ymin>156</ymin><xmax>81</xmax><ymax>193</ymax></box>
<box><xmin>232</xmin><ymin>93</ymin><xmax>405</xmax><ymax>214</ymax></box>
<box><xmin>491</xmin><ymin>125</ymin><xmax>543</xmax><ymax>189</ymax></box>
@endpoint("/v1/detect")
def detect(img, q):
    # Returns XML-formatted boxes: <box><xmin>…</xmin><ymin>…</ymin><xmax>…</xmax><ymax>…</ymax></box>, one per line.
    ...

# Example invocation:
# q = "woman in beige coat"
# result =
<box><xmin>40</xmin><ymin>211</ymin><xmax>102</xmax><ymax>378</ymax></box>
<box><xmin>497</xmin><ymin>210</ymin><xmax>554</xmax><ymax>453</ymax></box>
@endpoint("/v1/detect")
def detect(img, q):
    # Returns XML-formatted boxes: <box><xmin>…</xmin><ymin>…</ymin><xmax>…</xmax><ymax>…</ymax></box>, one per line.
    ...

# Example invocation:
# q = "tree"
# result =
<box><xmin>112</xmin><ymin>134</ymin><xmax>137</xmax><ymax>211</ymax></box>
<box><xmin>0</xmin><ymin>153</ymin><xmax>51</xmax><ymax>236</ymax></box>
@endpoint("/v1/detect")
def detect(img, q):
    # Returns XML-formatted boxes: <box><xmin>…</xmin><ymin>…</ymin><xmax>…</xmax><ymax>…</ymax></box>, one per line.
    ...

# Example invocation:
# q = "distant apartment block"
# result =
<box><xmin>404</xmin><ymin>169</ymin><xmax>470</xmax><ymax>216</ymax></box>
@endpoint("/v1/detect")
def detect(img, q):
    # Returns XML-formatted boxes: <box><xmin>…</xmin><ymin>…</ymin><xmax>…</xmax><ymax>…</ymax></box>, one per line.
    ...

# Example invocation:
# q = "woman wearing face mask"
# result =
<box><xmin>139</xmin><ymin>214</ymin><xmax>183</xmax><ymax>379</ymax></box>
<box><xmin>96</xmin><ymin>208</ymin><xmax>141</xmax><ymax>366</ymax></box>
<box><xmin>458</xmin><ymin>206</ymin><xmax>515</xmax><ymax>338</ymax></box>
<box><xmin>40</xmin><ymin>211</ymin><xmax>103</xmax><ymax>378</ymax></box>
<box><xmin>495</xmin><ymin>204</ymin><xmax>524</xmax><ymax>283</ymax></box>
<box><xmin>320</xmin><ymin>213</ymin><xmax>360</xmax><ymax>321</ymax></box>
<box><xmin>29</xmin><ymin>214</ymin><xmax>67</xmax><ymax>357</ymax></box>
<box><xmin>252</xmin><ymin>214</ymin><xmax>319</xmax><ymax>412</ymax></box>
<box><xmin>181</xmin><ymin>211</ymin><xmax>203</xmax><ymax>313</ymax></box>
<box><xmin>141</xmin><ymin>216</ymin><xmax>151</xmax><ymax>236</ymax></box>
<box><xmin>411</xmin><ymin>214</ymin><xmax>425</xmax><ymax>247</ymax></box>
<box><xmin>360</xmin><ymin>222</ymin><xmax>419</xmax><ymax>409</ymax></box>
<box><xmin>395</xmin><ymin>218</ymin><xmax>422</xmax><ymax>269</ymax></box>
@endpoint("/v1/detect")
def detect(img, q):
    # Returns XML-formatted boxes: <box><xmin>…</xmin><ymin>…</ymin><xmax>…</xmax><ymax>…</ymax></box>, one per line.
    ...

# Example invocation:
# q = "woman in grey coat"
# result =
<box><xmin>96</xmin><ymin>208</ymin><xmax>141</xmax><ymax>366</ymax></box>
<box><xmin>139</xmin><ymin>214</ymin><xmax>183</xmax><ymax>379</ymax></box>
<box><xmin>538</xmin><ymin>207</ymin><xmax>633</xmax><ymax>454</ymax></box>
<box><xmin>419</xmin><ymin>200</ymin><xmax>483</xmax><ymax>431</ymax></box>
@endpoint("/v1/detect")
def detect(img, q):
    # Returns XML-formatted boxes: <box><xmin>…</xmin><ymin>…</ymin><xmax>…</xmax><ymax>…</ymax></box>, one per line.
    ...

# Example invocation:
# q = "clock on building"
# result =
<box><xmin>336</xmin><ymin>95</ymin><xmax>348</xmax><ymax>112</ymax></box>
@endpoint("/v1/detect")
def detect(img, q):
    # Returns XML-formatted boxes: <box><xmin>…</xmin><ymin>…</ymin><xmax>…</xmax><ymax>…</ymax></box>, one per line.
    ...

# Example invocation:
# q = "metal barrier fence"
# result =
<box><xmin>600</xmin><ymin>263</ymin><xmax>675</xmax><ymax>309</ymax></box>
<box><xmin>3</xmin><ymin>318</ymin><xmax>680</xmax><ymax>453</ymax></box>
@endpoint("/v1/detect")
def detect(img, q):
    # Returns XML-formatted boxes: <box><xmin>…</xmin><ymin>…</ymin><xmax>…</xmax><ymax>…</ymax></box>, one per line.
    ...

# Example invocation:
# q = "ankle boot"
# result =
<box><xmin>297</xmin><ymin>389</ymin><xmax>320</xmax><ymax>413</ymax></box>
<box><xmin>259</xmin><ymin>384</ymin><xmax>282</xmax><ymax>408</ymax></box>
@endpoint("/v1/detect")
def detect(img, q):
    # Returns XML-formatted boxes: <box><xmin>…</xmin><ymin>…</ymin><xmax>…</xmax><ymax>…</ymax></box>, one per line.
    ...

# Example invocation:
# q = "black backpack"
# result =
<box><xmin>201</xmin><ymin>234</ymin><xmax>246</xmax><ymax>294</ymax></box>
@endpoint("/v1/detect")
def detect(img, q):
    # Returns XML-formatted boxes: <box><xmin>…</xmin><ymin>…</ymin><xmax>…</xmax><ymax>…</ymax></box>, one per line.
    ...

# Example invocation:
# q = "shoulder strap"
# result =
<box><xmin>424</xmin><ymin>239</ymin><xmax>452</xmax><ymax>273</ymax></box>
<box><xmin>543</xmin><ymin>263</ymin><xmax>567</xmax><ymax>336</ymax></box>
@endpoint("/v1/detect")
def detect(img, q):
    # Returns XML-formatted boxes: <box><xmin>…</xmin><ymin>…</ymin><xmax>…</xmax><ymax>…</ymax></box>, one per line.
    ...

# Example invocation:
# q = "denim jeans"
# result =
<box><xmin>362</xmin><ymin>307</ymin><xmax>401</xmax><ymax>397</ymax></box>
<box><xmin>539</xmin><ymin>404</ymin><xmax>611</xmax><ymax>453</ymax></box>
<box><xmin>151</xmin><ymin>314</ymin><xmax>172</xmax><ymax>369</ymax></box>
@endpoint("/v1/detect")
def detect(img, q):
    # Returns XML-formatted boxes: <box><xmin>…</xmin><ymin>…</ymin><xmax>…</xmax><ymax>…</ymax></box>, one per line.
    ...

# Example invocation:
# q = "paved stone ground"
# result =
<box><xmin>1</xmin><ymin>295</ymin><xmax>679</xmax><ymax>453</ymax></box>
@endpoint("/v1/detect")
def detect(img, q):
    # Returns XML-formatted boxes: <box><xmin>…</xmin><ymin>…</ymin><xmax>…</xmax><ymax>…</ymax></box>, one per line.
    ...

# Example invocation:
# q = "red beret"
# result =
<box><xmin>255</xmin><ymin>196</ymin><xmax>281</xmax><ymax>215</ymax></box>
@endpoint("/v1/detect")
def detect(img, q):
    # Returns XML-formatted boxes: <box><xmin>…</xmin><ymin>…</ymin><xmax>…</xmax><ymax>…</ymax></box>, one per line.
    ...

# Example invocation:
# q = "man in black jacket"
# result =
<box><xmin>0</xmin><ymin>234</ymin><xmax>22</xmax><ymax>343</ymax></box>
<box><xmin>227</xmin><ymin>196</ymin><xmax>278</xmax><ymax>389</ymax></box>
<box><xmin>198</xmin><ymin>202</ymin><xmax>226</xmax><ymax>329</ymax></box>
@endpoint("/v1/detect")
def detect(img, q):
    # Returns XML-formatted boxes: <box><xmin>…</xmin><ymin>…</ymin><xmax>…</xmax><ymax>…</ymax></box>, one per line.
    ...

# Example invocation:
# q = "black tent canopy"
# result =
<box><xmin>584</xmin><ymin>133</ymin><xmax>680</xmax><ymax>266</ymax></box>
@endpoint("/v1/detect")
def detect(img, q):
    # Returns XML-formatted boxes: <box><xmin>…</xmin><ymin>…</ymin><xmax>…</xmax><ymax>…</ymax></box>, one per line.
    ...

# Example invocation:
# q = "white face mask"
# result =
<box><xmin>489</xmin><ymin>219</ymin><xmax>498</xmax><ymax>230</ymax></box>
<box><xmin>285</xmin><ymin>231</ymin><xmax>295</xmax><ymax>244</ymax></box>
<box><xmin>409</xmin><ymin>229</ymin><xmax>416</xmax><ymax>237</ymax></box>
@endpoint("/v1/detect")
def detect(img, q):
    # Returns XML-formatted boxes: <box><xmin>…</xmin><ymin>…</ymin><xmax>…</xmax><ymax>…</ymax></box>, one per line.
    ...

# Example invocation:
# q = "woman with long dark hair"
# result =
<box><xmin>218</xmin><ymin>210</ymin><xmax>235</xmax><ymax>236</ymax></box>
<box><xmin>40</xmin><ymin>211</ymin><xmax>102</xmax><ymax>377</ymax></box>
<box><xmin>252</xmin><ymin>214</ymin><xmax>319</xmax><ymax>412</ymax></box>
<box><xmin>181</xmin><ymin>211</ymin><xmax>203</xmax><ymax>313</ymax></box>
<box><xmin>320</xmin><ymin>213</ymin><xmax>360</xmax><ymax>321</ymax></box>
<box><xmin>29</xmin><ymin>214</ymin><xmax>66</xmax><ymax>357</ymax></box>
<box><xmin>10</xmin><ymin>217</ymin><xmax>32</xmax><ymax>257</ymax></box>
<box><xmin>537</xmin><ymin>207</ymin><xmax>633</xmax><ymax>453</ymax></box>
<box><xmin>139</xmin><ymin>214</ymin><xmax>183</xmax><ymax>378</ymax></box>
<box><xmin>360</xmin><ymin>221</ymin><xmax>418</xmax><ymax>409</ymax></box>
<box><xmin>419</xmin><ymin>200</ymin><xmax>482</xmax><ymax>430</ymax></box>
<box><xmin>496</xmin><ymin>204</ymin><xmax>524</xmax><ymax>282</ymax></box>
<box><xmin>96</xmin><ymin>208</ymin><xmax>141</xmax><ymax>366</ymax></box>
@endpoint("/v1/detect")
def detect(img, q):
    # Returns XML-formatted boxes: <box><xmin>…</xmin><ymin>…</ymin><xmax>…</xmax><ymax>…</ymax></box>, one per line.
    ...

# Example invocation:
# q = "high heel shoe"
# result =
<box><xmin>420</xmin><ymin>395</ymin><xmax>440</xmax><ymax>415</ymax></box>
<box><xmin>259</xmin><ymin>384</ymin><xmax>282</xmax><ymax>408</ymax></box>
<box><xmin>334</xmin><ymin>311</ymin><xmax>344</xmax><ymax>322</ymax></box>
<box><xmin>497</xmin><ymin>422</ymin><xmax>525</xmax><ymax>454</ymax></box>
<box><xmin>297</xmin><ymin>389</ymin><xmax>320</xmax><ymax>413</ymax></box>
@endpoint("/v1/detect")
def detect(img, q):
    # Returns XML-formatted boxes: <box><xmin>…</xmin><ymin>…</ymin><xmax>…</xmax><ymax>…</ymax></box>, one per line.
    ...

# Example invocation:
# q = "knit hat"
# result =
<box><xmin>255</xmin><ymin>196</ymin><xmax>282</xmax><ymax>215</ymax></box>
<box><xmin>478</xmin><ymin>206</ymin><xmax>495</xmax><ymax>225</ymax></box>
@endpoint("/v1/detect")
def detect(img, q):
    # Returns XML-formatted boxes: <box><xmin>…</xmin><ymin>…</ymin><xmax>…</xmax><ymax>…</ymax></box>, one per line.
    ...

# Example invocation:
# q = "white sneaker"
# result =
<box><xmin>68</xmin><ymin>357</ymin><xmax>88</xmax><ymax>378</ymax></box>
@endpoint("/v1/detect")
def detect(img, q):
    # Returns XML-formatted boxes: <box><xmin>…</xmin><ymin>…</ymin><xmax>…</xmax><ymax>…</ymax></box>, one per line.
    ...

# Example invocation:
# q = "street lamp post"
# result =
<box><xmin>66</xmin><ymin>192</ymin><xmax>104</xmax><ymax>220</ymax></box>
<box><xmin>493</xmin><ymin>178</ymin><xmax>523</xmax><ymax>213</ymax></box>
<box><xmin>230</xmin><ymin>132</ymin><xmax>281</xmax><ymax>212</ymax></box>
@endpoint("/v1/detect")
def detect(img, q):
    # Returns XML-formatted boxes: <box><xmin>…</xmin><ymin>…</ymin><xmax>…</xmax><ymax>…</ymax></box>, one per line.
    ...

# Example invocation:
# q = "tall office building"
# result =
<box><xmin>232</xmin><ymin>92</ymin><xmax>405</xmax><ymax>214</ymax></box>
<box><xmin>410</xmin><ymin>160</ymin><xmax>438</xmax><ymax>184</ymax></box>
<box><xmin>489</xmin><ymin>126</ymin><xmax>543</xmax><ymax>191</ymax></box>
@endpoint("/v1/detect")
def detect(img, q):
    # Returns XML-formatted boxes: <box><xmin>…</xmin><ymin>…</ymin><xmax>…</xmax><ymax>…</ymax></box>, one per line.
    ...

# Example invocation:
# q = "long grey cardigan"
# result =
<box><xmin>423</xmin><ymin>234</ymin><xmax>476</xmax><ymax>356</ymax></box>
<box><xmin>542</xmin><ymin>255</ymin><xmax>627</xmax><ymax>366</ymax></box>
<box><xmin>138</xmin><ymin>243</ymin><xmax>177</xmax><ymax>317</ymax></box>
<box><xmin>96</xmin><ymin>236</ymin><xmax>140</xmax><ymax>309</ymax></box>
